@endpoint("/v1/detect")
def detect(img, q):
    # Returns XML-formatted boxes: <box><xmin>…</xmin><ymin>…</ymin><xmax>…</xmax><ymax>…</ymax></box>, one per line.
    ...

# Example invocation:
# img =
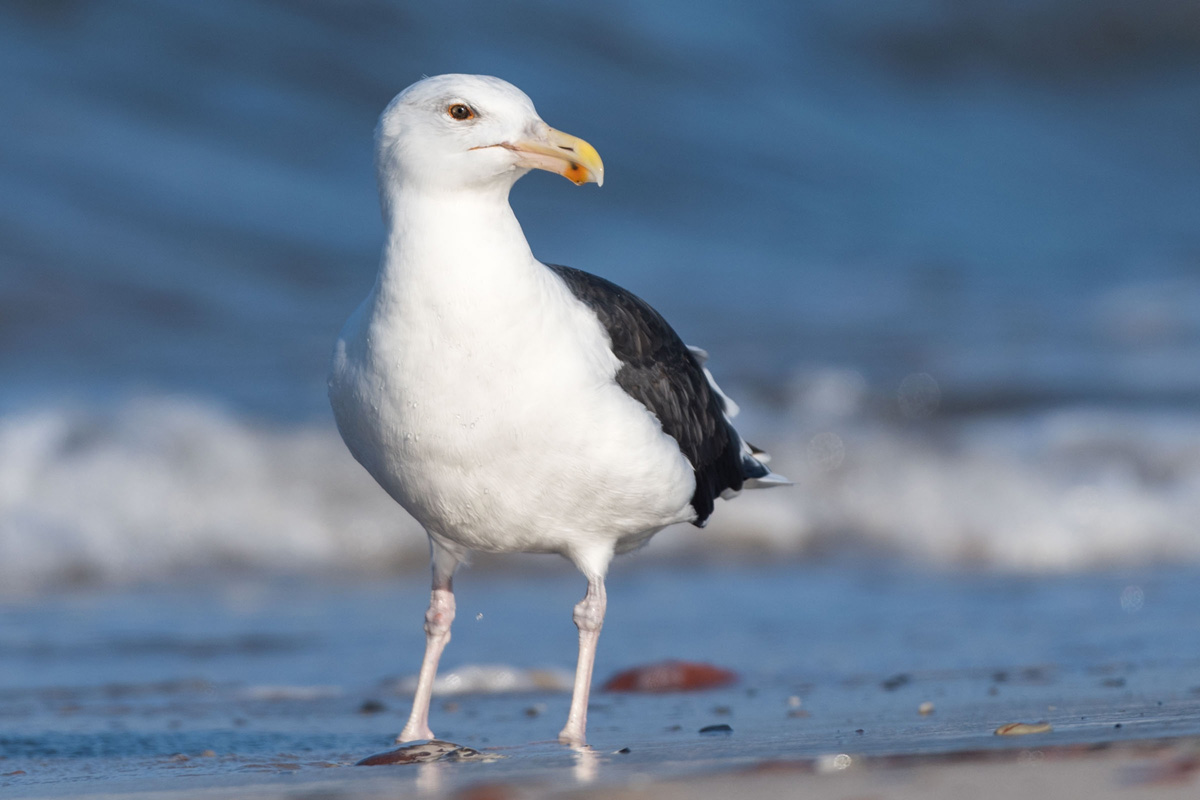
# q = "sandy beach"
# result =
<box><xmin>3</xmin><ymin>563</ymin><xmax>1199</xmax><ymax>798</ymax></box>
<box><xmin>8</xmin><ymin>741</ymin><xmax>1199</xmax><ymax>799</ymax></box>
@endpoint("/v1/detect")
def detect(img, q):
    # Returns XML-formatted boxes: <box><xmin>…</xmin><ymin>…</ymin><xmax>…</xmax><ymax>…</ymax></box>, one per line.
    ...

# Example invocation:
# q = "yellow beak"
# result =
<box><xmin>503</xmin><ymin>126</ymin><xmax>604</xmax><ymax>187</ymax></box>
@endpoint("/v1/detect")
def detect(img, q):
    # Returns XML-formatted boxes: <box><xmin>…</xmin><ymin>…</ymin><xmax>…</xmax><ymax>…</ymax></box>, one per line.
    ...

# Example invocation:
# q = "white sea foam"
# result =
<box><xmin>0</xmin><ymin>397</ymin><xmax>427</xmax><ymax>594</ymax></box>
<box><xmin>3</xmin><ymin>391</ymin><xmax>1200</xmax><ymax>594</ymax></box>
<box><xmin>394</xmin><ymin>665</ymin><xmax>575</xmax><ymax>696</ymax></box>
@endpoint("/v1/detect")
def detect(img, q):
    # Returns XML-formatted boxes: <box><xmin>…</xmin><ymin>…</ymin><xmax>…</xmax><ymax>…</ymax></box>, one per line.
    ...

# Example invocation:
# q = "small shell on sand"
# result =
<box><xmin>356</xmin><ymin>739</ymin><xmax>503</xmax><ymax>766</ymax></box>
<box><xmin>603</xmin><ymin>661</ymin><xmax>737</xmax><ymax>693</ymax></box>
<box><xmin>994</xmin><ymin>722</ymin><xmax>1053</xmax><ymax>736</ymax></box>
<box><xmin>918</xmin><ymin>701</ymin><xmax>935</xmax><ymax>716</ymax></box>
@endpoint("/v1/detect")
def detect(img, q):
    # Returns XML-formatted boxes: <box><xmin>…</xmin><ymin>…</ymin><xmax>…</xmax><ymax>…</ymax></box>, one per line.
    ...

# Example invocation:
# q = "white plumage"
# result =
<box><xmin>329</xmin><ymin>74</ymin><xmax>785</xmax><ymax>746</ymax></box>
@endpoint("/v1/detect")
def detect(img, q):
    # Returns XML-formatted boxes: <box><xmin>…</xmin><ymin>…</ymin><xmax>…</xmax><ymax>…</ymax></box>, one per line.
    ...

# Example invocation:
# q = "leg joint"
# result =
<box><xmin>424</xmin><ymin>587</ymin><xmax>456</xmax><ymax>636</ymax></box>
<box><xmin>572</xmin><ymin>582</ymin><xmax>606</xmax><ymax>633</ymax></box>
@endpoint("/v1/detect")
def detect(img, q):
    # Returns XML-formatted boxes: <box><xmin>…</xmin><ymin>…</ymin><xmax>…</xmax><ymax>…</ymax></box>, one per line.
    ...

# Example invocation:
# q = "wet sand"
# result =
<box><xmin>3</xmin><ymin>563</ymin><xmax>1200</xmax><ymax>797</ymax></box>
<box><xmin>5</xmin><ymin>733</ymin><xmax>1199</xmax><ymax>799</ymax></box>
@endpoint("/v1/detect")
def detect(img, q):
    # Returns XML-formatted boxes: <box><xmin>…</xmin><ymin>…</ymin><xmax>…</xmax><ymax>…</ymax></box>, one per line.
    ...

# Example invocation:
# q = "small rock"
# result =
<box><xmin>357</xmin><ymin>739</ymin><xmax>464</xmax><ymax>766</ymax></box>
<box><xmin>699</xmin><ymin>724</ymin><xmax>733</xmax><ymax>735</ymax></box>
<box><xmin>523</xmin><ymin>704</ymin><xmax>545</xmax><ymax>718</ymax></box>
<box><xmin>994</xmin><ymin>722</ymin><xmax>1053</xmax><ymax>736</ymax></box>
<box><xmin>445</xmin><ymin>746</ymin><xmax>502</xmax><ymax>763</ymax></box>
<box><xmin>881</xmin><ymin>674</ymin><xmax>910</xmax><ymax>691</ymax></box>
<box><xmin>604</xmin><ymin>661</ymin><xmax>738</xmax><ymax>693</ymax></box>
<box><xmin>919</xmin><ymin>701</ymin><xmax>935</xmax><ymax>716</ymax></box>
<box><xmin>855</xmin><ymin>728</ymin><xmax>864</xmax><ymax>734</ymax></box>
<box><xmin>359</xmin><ymin>699</ymin><xmax>387</xmax><ymax>714</ymax></box>
<box><xmin>615</xmin><ymin>747</ymin><xmax>631</xmax><ymax>754</ymax></box>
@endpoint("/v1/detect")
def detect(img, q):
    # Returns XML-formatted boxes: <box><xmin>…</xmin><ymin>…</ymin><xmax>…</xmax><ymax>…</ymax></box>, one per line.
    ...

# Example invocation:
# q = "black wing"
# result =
<box><xmin>547</xmin><ymin>263</ymin><xmax>763</xmax><ymax>526</ymax></box>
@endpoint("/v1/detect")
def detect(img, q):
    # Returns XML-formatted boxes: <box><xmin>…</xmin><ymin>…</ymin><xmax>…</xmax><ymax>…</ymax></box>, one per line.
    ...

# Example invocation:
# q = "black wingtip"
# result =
<box><xmin>741</xmin><ymin>452</ymin><xmax>771</xmax><ymax>479</ymax></box>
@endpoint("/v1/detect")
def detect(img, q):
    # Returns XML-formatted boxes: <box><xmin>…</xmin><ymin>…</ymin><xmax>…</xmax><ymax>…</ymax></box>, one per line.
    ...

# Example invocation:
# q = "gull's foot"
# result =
<box><xmin>396</xmin><ymin>724</ymin><xmax>435</xmax><ymax>744</ymax></box>
<box><xmin>558</xmin><ymin>726</ymin><xmax>587</xmax><ymax>747</ymax></box>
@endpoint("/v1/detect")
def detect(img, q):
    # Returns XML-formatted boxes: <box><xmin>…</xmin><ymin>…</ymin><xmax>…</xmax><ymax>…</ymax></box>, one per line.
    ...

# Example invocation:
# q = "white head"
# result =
<box><xmin>375</xmin><ymin>74</ymin><xmax>603</xmax><ymax>199</ymax></box>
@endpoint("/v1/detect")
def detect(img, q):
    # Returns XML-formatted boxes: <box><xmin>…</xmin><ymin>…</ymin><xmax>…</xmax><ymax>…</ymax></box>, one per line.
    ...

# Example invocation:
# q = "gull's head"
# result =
<box><xmin>375</xmin><ymin>74</ymin><xmax>603</xmax><ymax>195</ymax></box>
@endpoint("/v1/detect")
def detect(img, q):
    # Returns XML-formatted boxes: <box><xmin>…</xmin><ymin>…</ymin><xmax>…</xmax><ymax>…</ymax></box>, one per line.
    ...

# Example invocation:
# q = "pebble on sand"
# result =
<box><xmin>356</xmin><ymin>740</ymin><xmax>496</xmax><ymax>766</ymax></box>
<box><xmin>603</xmin><ymin>661</ymin><xmax>738</xmax><ymax>693</ymax></box>
<box><xmin>919</xmin><ymin>701</ymin><xmax>935</xmax><ymax>716</ymax></box>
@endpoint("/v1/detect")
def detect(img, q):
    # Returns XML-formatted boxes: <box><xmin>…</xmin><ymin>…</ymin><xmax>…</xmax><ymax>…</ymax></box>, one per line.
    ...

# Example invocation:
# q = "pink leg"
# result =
<box><xmin>397</xmin><ymin>543</ymin><xmax>460</xmax><ymax>743</ymax></box>
<box><xmin>559</xmin><ymin>577</ymin><xmax>607</xmax><ymax>745</ymax></box>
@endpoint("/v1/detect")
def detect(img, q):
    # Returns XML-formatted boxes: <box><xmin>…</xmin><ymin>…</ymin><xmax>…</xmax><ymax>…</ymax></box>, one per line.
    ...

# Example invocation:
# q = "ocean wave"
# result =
<box><xmin>2</xmin><ymin>391</ymin><xmax>1199</xmax><ymax>593</ymax></box>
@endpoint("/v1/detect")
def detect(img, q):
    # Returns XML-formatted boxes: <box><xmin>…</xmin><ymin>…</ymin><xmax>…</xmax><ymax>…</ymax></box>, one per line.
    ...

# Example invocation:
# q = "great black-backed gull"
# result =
<box><xmin>329</xmin><ymin>74</ymin><xmax>788</xmax><ymax>746</ymax></box>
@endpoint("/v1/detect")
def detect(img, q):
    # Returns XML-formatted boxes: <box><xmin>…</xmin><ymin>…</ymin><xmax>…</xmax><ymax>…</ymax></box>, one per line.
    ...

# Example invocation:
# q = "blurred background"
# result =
<box><xmin>3</xmin><ymin>0</ymin><xmax>1200</xmax><ymax>594</ymax></box>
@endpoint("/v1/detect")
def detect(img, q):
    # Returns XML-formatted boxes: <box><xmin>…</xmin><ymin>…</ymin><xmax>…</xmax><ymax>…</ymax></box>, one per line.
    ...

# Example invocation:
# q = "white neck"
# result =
<box><xmin>374</xmin><ymin>183</ymin><xmax>541</xmax><ymax>312</ymax></box>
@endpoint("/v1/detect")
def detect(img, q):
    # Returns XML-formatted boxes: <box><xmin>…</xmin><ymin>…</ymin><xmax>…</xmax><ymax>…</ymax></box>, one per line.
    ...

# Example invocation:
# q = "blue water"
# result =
<box><xmin>3</xmin><ymin>0</ymin><xmax>1198</xmax><ymax>413</ymax></box>
<box><xmin>2</xmin><ymin>2</ymin><xmax>1200</xmax><ymax>579</ymax></box>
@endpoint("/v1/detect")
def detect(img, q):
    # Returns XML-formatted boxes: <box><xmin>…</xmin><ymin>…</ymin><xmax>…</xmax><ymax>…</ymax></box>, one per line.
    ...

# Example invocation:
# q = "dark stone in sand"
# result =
<box><xmin>699</xmin><ymin>724</ymin><xmax>733</xmax><ymax>735</ymax></box>
<box><xmin>881</xmin><ymin>673</ymin><xmax>910</xmax><ymax>691</ymax></box>
<box><xmin>359</xmin><ymin>699</ymin><xmax>387</xmax><ymax>714</ymax></box>
<box><xmin>1022</xmin><ymin>666</ymin><xmax>1050</xmax><ymax>683</ymax></box>
<box><xmin>616</xmin><ymin>747</ymin><xmax>631</xmax><ymax>754</ymax></box>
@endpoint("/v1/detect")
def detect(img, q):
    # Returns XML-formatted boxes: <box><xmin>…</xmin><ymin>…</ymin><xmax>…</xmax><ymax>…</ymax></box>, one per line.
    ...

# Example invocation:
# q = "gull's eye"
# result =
<box><xmin>447</xmin><ymin>103</ymin><xmax>475</xmax><ymax>121</ymax></box>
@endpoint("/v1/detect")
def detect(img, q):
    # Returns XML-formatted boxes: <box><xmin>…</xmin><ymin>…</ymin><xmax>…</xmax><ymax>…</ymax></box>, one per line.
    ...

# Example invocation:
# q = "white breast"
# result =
<box><xmin>329</xmin><ymin>251</ymin><xmax>696</xmax><ymax>559</ymax></box>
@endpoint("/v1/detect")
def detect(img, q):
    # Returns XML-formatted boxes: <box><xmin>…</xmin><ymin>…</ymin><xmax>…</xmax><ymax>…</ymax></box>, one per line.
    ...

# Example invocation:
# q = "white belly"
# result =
<box><xmin>328</xmin><ymin>276</ymin><xmax>696</xmax><ymax>558</ymax></box>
